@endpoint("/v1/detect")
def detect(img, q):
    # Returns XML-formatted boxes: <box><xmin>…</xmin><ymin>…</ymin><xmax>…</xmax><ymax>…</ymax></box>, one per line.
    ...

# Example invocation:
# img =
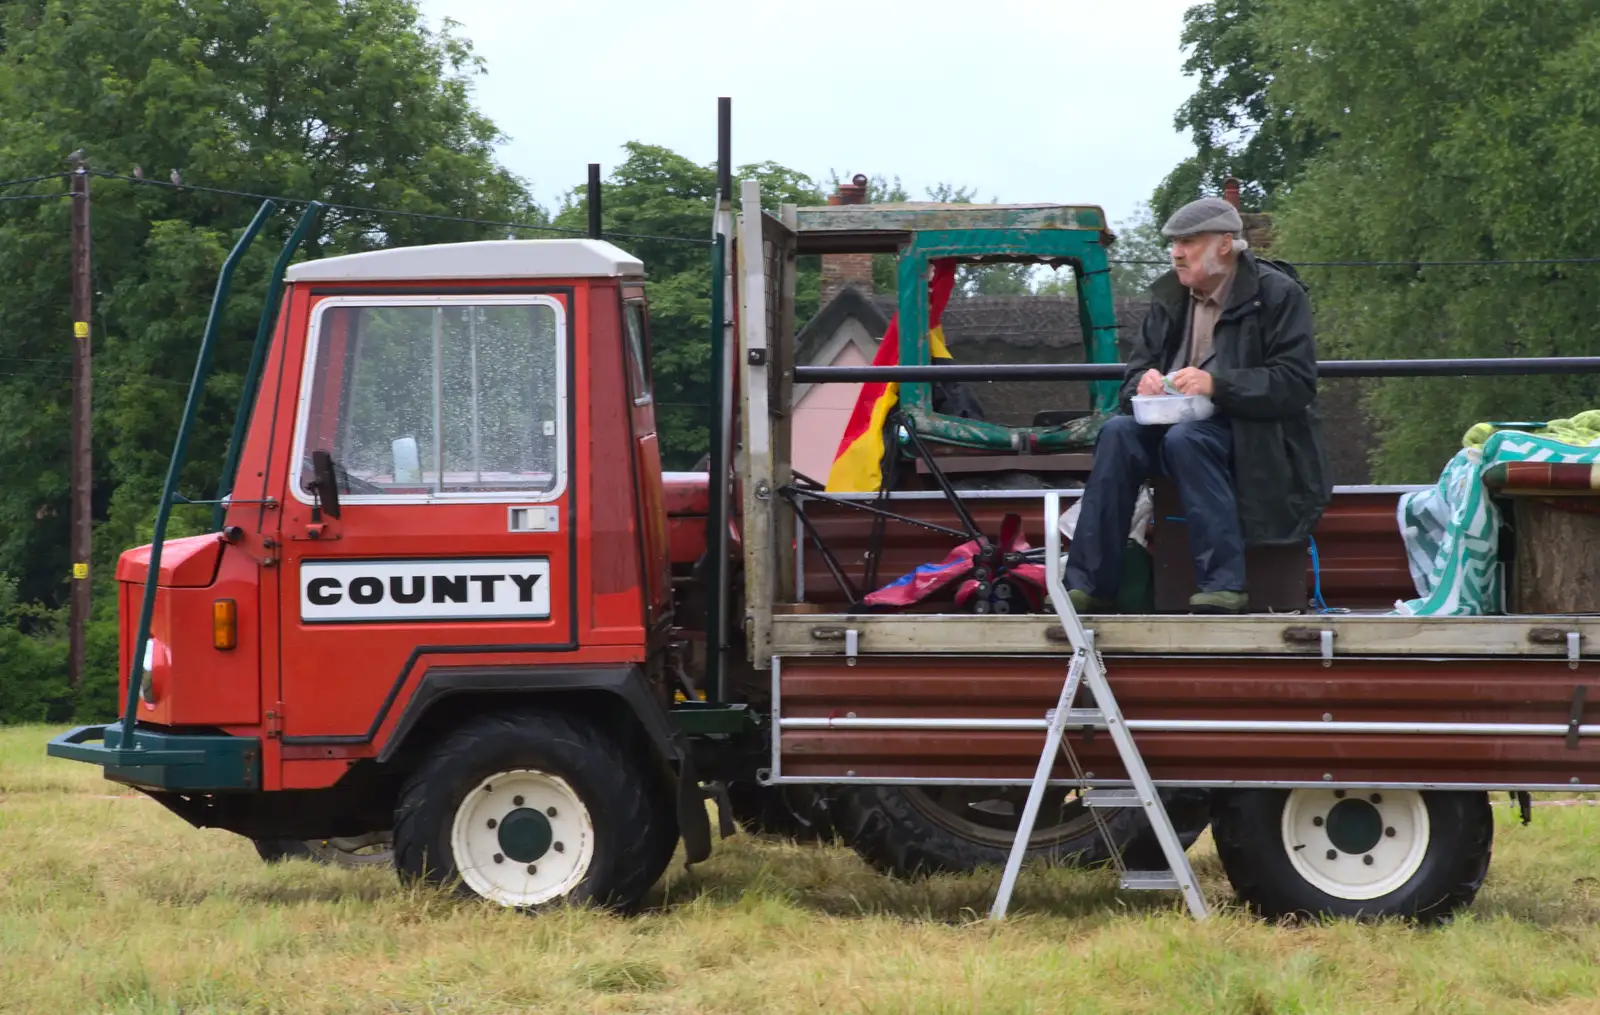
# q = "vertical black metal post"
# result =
<box><xmin>587</xmin><ymin>163</ymin><xmax>602</xmax><ymax>239</ymax></box>
<box><xmin>717</xmin><ymin>98</ymin><xmax>732</xmax><ymax>198</ymax></box>
<box><xmin>68</xmin><ymin>155</ymin><xmax>92</xmax><ymax>689</ymax></box>
<box><xmin>705</xmin><ymin>96</ymin><xmax>733</xmax><ymax>703</ymax></box>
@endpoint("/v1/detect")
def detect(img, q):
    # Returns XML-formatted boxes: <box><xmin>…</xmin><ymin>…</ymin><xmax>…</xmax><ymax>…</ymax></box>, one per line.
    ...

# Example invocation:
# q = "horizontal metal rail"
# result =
<box><xmin>794</xmin><ymin>356</ymin><xmax>1600</xmax><ymax>384</ymax></box>
<box><xmin>779</xmin><ymin>716</ymin><xmax>1600</xmax><ymax>737</ymax></box>
<box><xmin>765</xmin><ymin>774</ymin><xmax>1600</xmax><ymax>791</ymax></box>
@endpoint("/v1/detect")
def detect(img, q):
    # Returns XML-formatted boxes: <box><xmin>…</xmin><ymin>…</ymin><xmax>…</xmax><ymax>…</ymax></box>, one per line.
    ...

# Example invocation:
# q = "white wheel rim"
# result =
<box><xmin>1282</xmin><ymin>788</ymin><xmax>1429</xmax><ymax>901</ymax></box>
<box><xmin>449</xmin><ymin>769</ymin><xmax>594</xmax><ymax>907</ymax></box>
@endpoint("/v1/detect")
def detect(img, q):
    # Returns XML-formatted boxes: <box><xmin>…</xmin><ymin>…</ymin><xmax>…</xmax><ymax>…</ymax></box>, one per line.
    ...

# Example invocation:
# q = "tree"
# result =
<box><xmin>1107</xmin><ymin>203</ymin><xmax>1169</xmax><ymax>299</ymax></box>
<box><xmin>1152</xmin><ymin>0</ymin><xmax>1328</xmax><ymax>223</ymax></box>
<box><xmin>554</xmin><ymin>144</ymin><xmax>825</xmax><ymax>468</ymax></box>
<box><xmin>1262</xmin><ymin>0</ymin><xmax>1600</xmax><ymax>481</ymax></box>
<box><xmin>0</xmin><ymin>0</ymin><xmax>540</xmax><ymax>715</ymax></box>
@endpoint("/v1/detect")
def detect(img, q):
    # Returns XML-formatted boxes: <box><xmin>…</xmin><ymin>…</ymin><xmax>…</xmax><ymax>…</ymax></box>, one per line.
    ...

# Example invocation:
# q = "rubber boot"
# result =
<box><xmin>1068</xmin><ymin>589</ymin><xmax>1117</xmax><ymax>615</ymax></box>
<box><xmin>1189</xmin><ymin>590</ymin><xmax>1248</xmax><ymax>615</ymax></box>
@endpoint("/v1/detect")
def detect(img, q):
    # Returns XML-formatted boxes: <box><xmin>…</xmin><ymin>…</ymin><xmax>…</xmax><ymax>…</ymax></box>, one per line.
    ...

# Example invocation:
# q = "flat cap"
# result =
<box><xmin>1161</xmin><ymin>197</ymin><xmax>1243</xmax><ymax>238</ymax></box>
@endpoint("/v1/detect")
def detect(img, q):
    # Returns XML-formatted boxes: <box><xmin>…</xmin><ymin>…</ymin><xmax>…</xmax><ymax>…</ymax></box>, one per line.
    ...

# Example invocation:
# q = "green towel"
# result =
<box><xmin>1398</xmin><ymin>411</ymin><xmax>1600</xmax><ymax>616</ymax></box>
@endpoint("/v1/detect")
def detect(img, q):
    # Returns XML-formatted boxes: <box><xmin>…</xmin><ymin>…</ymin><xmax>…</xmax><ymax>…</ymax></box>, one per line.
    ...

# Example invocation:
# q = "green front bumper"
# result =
<box><xmin>47</xmin><ymin>723</ymin><xmax>261</xmax><ymax>791</ymax></box>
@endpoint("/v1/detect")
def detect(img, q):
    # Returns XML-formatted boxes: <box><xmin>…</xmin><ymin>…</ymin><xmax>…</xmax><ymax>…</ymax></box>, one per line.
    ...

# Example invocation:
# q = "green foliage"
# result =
<box><xmin>0</xmin><ymin>575</ymin><xmax>71</xmax><ymax>724</ymax></box>
<box><xmin>554</xmin><ymin>144</ymin><xmax>826</xmax><ymax>468</ymax></box>
<box><xmin>1263</xmin><ymin>0</ymin><xmax>1600</xmax><ymax>481</ymax></box>
<box><xmin>1153</xmin><ymin>0</ymin><xmax>1328</xmax><ymax>223</ymax></box>
<box><xmin>0</xmin><ymin>0</ymin><xmax>541</xmax><ymax>713</ymax></box>
<box><xmin>1108</xmin><ymin>203</ymin><xmax>1170</xmax><ymax>299</ymax></box>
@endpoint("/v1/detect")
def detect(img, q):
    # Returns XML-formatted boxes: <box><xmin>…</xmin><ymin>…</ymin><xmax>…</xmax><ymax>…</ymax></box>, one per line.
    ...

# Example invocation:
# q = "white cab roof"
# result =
<box><xmin>285</xmin><ymin>238</ymin><xmax>643</xmax><ymax>283</ymax></box>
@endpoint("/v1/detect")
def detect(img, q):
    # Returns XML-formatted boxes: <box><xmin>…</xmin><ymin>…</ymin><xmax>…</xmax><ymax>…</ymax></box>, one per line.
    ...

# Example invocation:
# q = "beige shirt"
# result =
<box><xmin>1186</xmin><ymin>266</ymin><xmax>1237</xmax><ymax>368</ymax></box>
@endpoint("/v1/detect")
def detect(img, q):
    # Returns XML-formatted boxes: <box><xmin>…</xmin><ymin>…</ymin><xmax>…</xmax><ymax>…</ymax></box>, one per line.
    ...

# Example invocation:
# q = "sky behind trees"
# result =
<box><xmin>416</xmin><ymin>0</ymin><xmax>1200</xmax><ymax>224</ymax></box>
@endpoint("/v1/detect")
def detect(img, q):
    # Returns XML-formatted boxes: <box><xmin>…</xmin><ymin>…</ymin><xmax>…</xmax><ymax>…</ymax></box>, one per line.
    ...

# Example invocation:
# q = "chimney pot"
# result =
<box><xmin>833</xmin><ymin>173</ymin><xmax>868</xmax><ymax>207</ymax></box>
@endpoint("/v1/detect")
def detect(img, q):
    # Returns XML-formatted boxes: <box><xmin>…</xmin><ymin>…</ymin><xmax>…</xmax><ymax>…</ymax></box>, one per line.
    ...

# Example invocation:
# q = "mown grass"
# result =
<box><xmin>4</xmin><ymin>725</ymin><xmax>1600</xmax><ymax>1014</ymax></box>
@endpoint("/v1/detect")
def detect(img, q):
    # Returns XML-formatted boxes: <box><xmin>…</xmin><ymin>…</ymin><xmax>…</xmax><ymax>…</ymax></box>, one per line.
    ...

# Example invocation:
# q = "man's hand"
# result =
<box><xmin>1136</xmin><ymin>369</ymin><xmax>1166</xmax><ymax>396</ymax></box>
<box><xmin>1169</xmin><ymin>367</ymin><xmax>1214</xmax><ymax>397</ymax></box>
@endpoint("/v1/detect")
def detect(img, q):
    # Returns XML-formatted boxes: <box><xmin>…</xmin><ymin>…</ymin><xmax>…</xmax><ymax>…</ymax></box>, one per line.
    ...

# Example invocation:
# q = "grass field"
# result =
<box><xmin>5</xmin><ymin>726</ymin><xmax>1600</xmax><ymax>1014</ymax></box>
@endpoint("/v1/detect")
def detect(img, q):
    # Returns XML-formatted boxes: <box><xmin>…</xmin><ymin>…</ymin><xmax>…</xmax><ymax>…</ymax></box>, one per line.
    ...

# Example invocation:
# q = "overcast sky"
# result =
<box><xmin>416</xmin><ymin>1</ymin><xmax>1200</xmax><ymax>229</ymax></box>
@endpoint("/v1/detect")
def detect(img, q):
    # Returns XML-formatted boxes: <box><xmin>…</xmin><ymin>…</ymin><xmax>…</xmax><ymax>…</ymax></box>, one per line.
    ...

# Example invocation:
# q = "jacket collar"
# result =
<box><xmin>1151</xmin><ymin>251</ymin><xmax>1261</xmax><ymax>318</ymax></box>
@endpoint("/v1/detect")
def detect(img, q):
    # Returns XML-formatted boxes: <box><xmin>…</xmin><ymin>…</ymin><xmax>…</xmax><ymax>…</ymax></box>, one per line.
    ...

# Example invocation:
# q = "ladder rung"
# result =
<box><xmin>1120</xmin><ymin>871</ymin><xmax>1182</xmax><ymax>891</ymax></box>
<box><xmin>1083</xmin><ymin>788</ymin><xmax>1146</xmax><ymax>808</ymax></box>
<box><xmin>1060</xmin><ymin>708</ymin><xmax>1104</xmax><ymax>724</ymax></box>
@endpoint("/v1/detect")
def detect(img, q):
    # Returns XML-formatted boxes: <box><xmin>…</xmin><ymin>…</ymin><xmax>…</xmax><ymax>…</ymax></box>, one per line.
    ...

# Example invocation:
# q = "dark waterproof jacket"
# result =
<box><xmin>1119</xmin><ymin>252</ymin><xmax>1332</xmax><ymax>546</ymax></box>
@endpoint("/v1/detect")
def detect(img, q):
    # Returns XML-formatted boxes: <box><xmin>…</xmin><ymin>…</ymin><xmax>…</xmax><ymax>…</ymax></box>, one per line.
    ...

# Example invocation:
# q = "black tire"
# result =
<box><xmin>1116</xmin><ymin>789</ymin><xmax>1213</xmax><ymax>870</ymax></box>
<box><xmin>837</xmin><ymin>784</ymin><xmax>1146</xmax><ymax>878</ymax></box>
<box><xmin>1211</xmin><ymin>788</ymin><xmax>1493</xmax><ymax>923</ymax></box>
<box><xmin>393</xmin><ymin>710</ymin><xmax>670</xmax><ymax>911</ymax></box>
<box><xmin>725</xmin><ymin>782</ymin><xmax>836</xmax><ymax>842</ymax></box>
<box><xmin>618</xmin><ymin>758</ymin><xmax>680</xmax><ymax>908</ymax></box>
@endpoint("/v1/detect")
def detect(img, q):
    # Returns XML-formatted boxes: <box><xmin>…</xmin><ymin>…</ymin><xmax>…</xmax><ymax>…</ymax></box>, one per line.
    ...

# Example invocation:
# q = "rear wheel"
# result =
<box><xmin>393</xmin><ymin>711</ymin><xmax>671</xmax><ymax>911</ymax></box>
<box><xmin>839</xmin><ymin>783</ymin><xmax>1152</xmax><ymax>878</ymax></box>
<box><xmin>1211</xmin><ymin>788</ymin><xmax>1492</xmax><ymax>923</ymax></box>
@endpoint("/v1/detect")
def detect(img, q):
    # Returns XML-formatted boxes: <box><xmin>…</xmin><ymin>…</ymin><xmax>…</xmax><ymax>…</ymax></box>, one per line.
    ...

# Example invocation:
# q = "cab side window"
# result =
<box><xmin>622</xmin><ymin>299</ymin><xmax>652</xmax><ymax>405</ymax></box>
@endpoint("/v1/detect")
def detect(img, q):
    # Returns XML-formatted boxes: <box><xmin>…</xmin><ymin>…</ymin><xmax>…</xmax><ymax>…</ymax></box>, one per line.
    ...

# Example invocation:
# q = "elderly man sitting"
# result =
<box><xmin>1065</xmin><ymin>197</ymin><xmax>1331</xmax><ymax>615</ymax></box>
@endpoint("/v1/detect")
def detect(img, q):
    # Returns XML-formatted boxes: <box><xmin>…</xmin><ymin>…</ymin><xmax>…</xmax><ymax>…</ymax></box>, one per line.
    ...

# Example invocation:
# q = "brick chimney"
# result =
<box><xmin>1222</xmin><ymin>176</ymin><xmax>1241</xmax><ymax>209</ymax></box>
<box><xmin>820</xmin><ymin>173</ymin><xmax>874</xmax><ymax>305</ymax></box>
<box><xmin>1222</xmin><ymin>176</ymin><xmax>1275</xmax><ymax>254</ymax></box>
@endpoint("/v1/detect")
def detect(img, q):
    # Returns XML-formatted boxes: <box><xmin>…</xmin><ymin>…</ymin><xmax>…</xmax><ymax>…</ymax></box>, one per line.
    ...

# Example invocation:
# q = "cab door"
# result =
<box><xmin>274</xmin><ymin>292</ymin><xmax>577</xmax><ymax>747</ymax></box>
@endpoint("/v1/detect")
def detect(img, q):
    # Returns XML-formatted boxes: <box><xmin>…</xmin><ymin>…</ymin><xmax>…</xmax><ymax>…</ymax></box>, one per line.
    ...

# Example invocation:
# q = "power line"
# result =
<box><xmin>0</xmin><ymin>193</ymin><xmax>70</xmax><ymax>203</ymax></box>
<box><xmin>0</xmin><ymin>173</ymin><xmax>70</xmax><ymax>190</ymax></box>
<box><xmin>88</xmin><ymin>170</ymin><xmax>713</xmax><ymax>246</ymax></box>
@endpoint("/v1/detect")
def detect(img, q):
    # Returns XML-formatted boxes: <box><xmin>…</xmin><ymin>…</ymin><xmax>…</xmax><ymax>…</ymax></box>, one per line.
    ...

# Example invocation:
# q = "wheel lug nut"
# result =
<box><xmin>1370</xmin><ymin>793</ymin><xmax>1382</xmax><ymax>804</ymax></box>
<box><xmin>1326</xmin><ymin>849</ymin><xmax>1338</xmax><ymax>861</ymax></box>
<box><xmin>1385</xmin><ymin>827</ymin><xmax>1396</xmax><ymax>837</ymax></box>
<box><xmin>1312</xmin><ymin>816</ymin><xmax>1324</xmax><ymax>827</ymax></box>
<box><xmin>547</xmin><ymin>807</ymin><xmax>558</xmax><ymax>817</ymax></box>
<box><xmin>1363</xmin><ymin>855</ymin><xmax>1374</xmax><ymax>866</ymax></box>
<box><xmin>554</xmin><ymin>841</ymin><xmax>564</xmax><ymax>853</ymax></box>
<box><xmin>526</xmin><ymin>864</ymin><xmax>537</xmax><ymax>875</ymax></box>
<box><xmin>514</xmin><ymin>796</ymin><xmax>524</xmax><ymax>806</ymax></box>
<box><xmin>493</xmin><ymin>853</ymin><xmax>504</xmax><ymax>864</ymax></box>
<box><xmin>487</xmin><ymin>818</ymin><xmax>497</xmax><ymax>829</ymax></box>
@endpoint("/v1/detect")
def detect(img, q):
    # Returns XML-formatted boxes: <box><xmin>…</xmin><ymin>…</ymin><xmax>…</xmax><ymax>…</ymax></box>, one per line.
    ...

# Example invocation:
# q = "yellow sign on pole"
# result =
<box><xmin>73</xmin><ymin>321</ymin><xmax>89</xmax><ymax>339</ymax></box>
<box><xmin>72</xmin><ymin>562</ymin><xmax>88</xmax><ymax>580</ymax></box>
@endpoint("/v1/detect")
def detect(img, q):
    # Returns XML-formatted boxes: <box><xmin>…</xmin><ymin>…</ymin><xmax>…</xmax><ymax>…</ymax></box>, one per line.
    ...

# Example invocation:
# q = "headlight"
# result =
<box><xmin>139</xmin><ymin>639</ymin><xmax>161</xmax><ymax>704</ymax></box>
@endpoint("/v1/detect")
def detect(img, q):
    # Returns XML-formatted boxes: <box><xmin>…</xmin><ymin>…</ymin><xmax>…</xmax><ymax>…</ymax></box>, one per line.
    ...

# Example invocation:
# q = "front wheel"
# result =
<box><xmin>1211</xmin><ymin>788</ymin><xmax>1492</xmax><ymax>923</ymax></box>
<box><xmin>393</xmin><ymin>711</ymin><xmax>673</xmax><ymax>911</ymax></box>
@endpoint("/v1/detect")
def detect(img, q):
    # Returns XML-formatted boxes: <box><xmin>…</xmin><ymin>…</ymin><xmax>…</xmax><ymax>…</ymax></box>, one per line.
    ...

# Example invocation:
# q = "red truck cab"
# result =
<box><xmin>71</xmin><ymin>240</ymin><xmax>707</xmax><ymax>908</ymax></box>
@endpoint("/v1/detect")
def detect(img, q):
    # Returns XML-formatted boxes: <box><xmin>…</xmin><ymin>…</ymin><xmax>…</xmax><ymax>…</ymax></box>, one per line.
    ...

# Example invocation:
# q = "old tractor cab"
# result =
<box><xmin>795</xmin><ymin>199</ymin><xmax>1123</xmax><ymax>473</ymax></box>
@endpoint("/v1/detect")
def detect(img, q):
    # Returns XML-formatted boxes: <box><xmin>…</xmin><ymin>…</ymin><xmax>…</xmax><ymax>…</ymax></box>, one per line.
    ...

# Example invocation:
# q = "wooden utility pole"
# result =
<box><xmin>68</xmin><ymin>154</ymin><xmax>92</xmax><ymax>688</ymax></box>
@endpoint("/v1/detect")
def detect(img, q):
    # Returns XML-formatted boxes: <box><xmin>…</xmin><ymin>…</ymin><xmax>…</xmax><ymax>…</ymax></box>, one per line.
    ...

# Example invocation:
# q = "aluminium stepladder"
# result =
<box><xmin>989</xmin><ymin>491</ymin><xmax>1208</xmax><ymax>920</ymax></box>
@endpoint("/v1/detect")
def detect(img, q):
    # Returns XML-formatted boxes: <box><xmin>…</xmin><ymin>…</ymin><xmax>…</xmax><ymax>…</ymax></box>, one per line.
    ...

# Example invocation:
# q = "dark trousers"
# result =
<box><xmin>1066</xmin><ymin>414</ymin><xmax>1246</xmax><ymax>598</ymax></box>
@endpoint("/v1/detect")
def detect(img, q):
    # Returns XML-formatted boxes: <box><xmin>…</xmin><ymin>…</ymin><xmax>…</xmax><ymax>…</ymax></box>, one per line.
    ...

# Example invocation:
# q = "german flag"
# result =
<box><xmin>824</xmin><ymin>258</ymin><xmax>958</xmax><ymax>492</ymax></box>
